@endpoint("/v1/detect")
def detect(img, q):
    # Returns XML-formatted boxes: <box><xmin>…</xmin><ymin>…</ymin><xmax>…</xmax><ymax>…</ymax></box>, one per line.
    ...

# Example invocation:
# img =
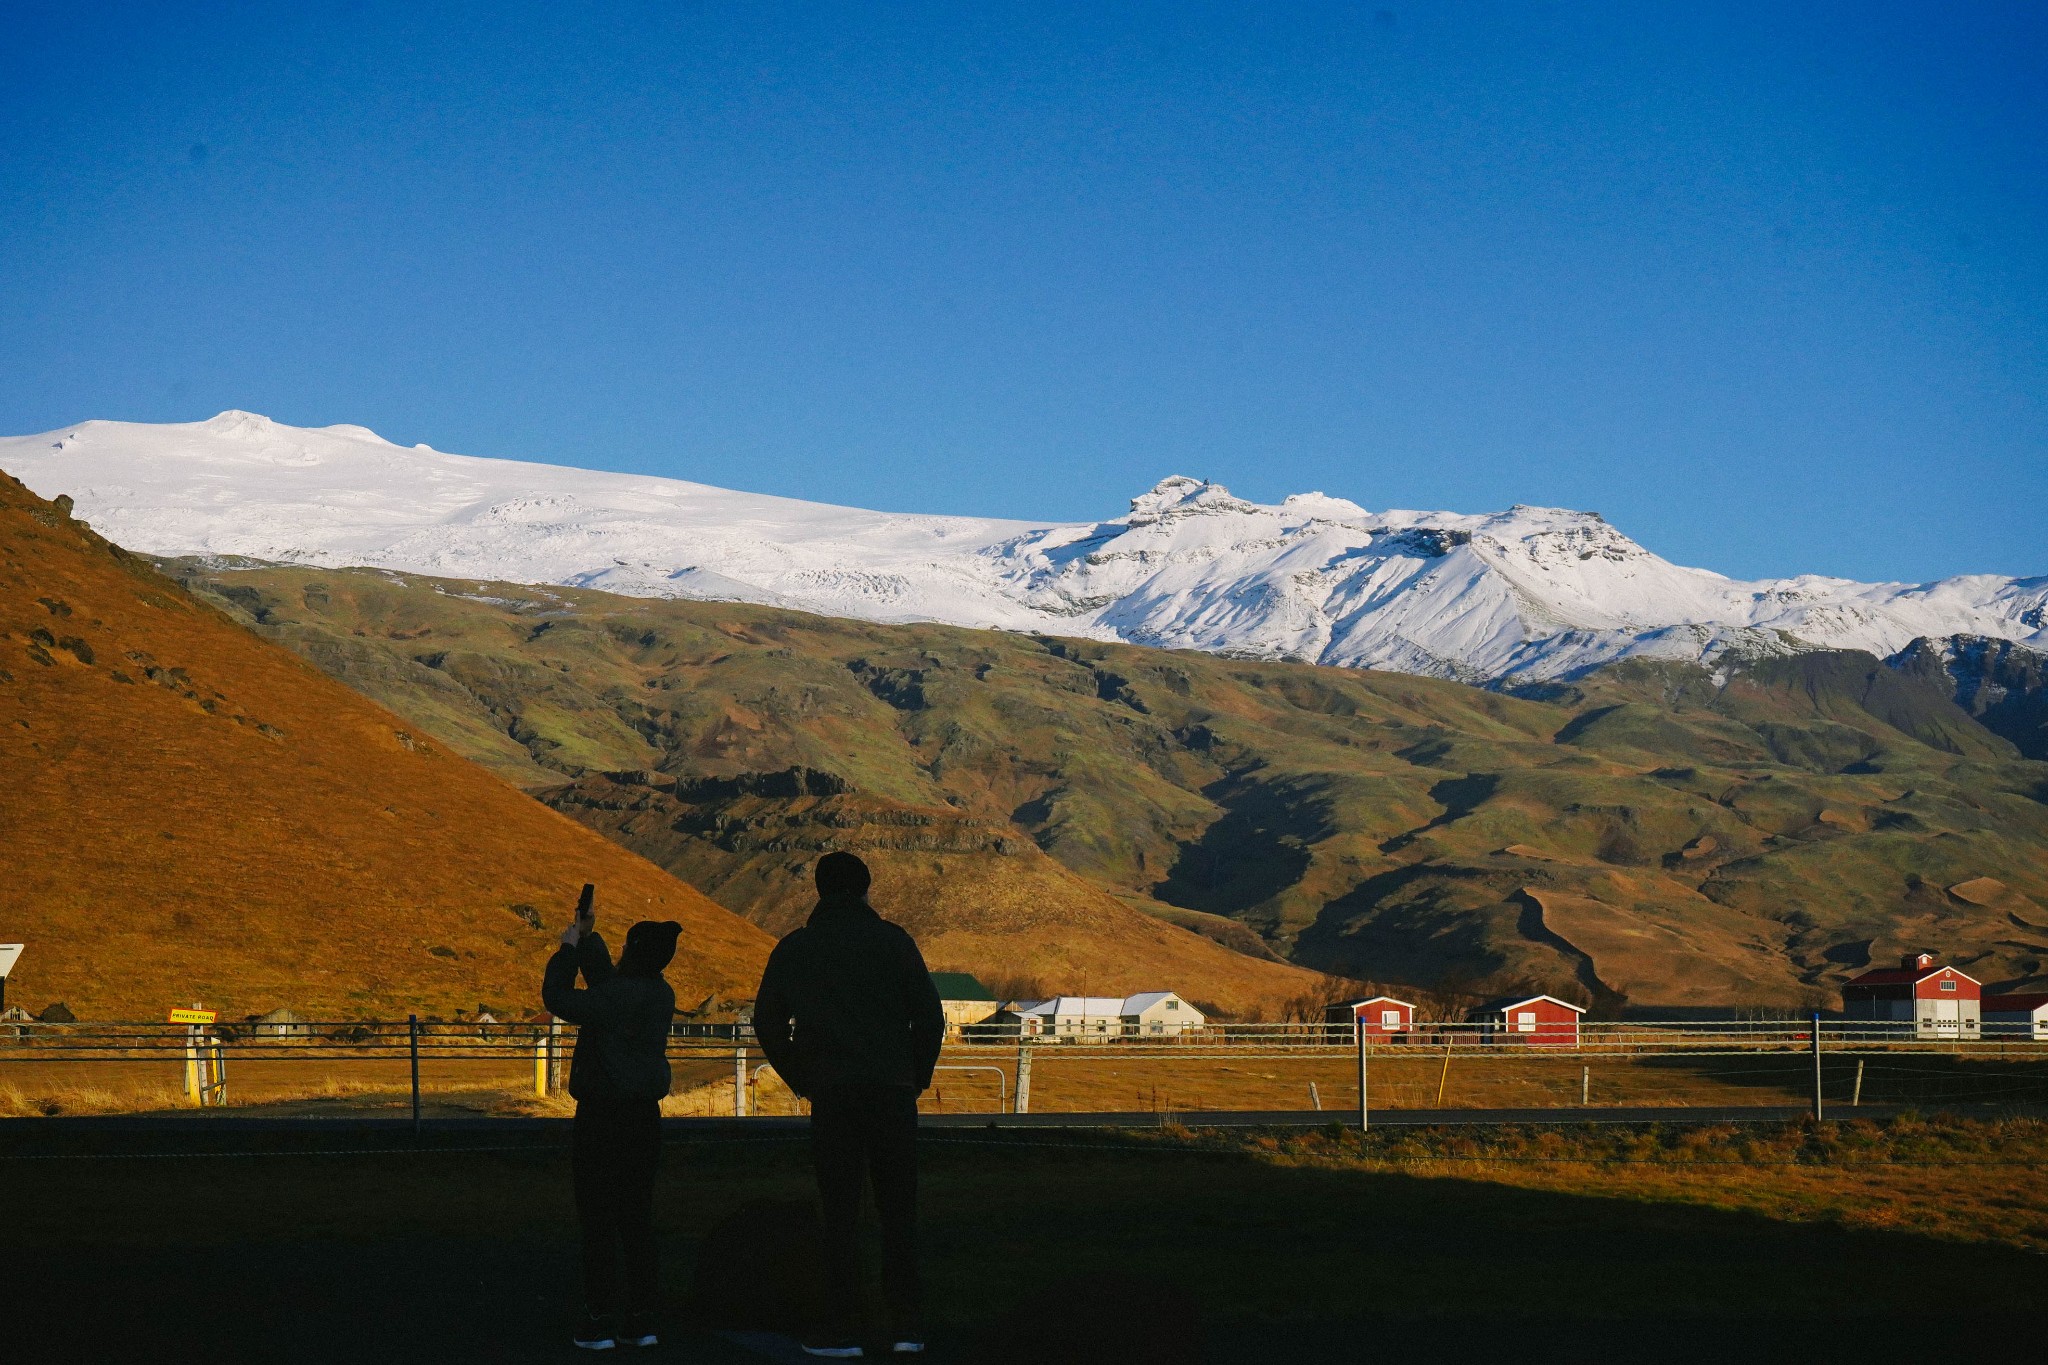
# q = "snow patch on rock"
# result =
<box><xmin>5</xmin><ymin>412</ymin><xmax>2045</xmax><ymax>684</ymax></box>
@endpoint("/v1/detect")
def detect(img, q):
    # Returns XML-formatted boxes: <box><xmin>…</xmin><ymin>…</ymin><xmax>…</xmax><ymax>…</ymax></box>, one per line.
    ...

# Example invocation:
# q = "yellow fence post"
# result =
<box><xmin>184</xmin><ymin>1024</ymin><xmax>201</xmax><ymax>1106</ymax></box>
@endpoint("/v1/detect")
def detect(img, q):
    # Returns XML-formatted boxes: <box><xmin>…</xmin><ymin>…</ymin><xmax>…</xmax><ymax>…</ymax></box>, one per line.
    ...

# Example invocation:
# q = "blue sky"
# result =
<box><xmin>2</xmin><ymin>2</ymin><xmax>2042</xmax><ymax>582</ymax></box>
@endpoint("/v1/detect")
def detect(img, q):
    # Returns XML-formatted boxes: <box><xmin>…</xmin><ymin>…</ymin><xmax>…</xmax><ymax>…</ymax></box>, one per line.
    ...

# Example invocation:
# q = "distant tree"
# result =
<box><xmin>981</xmin><ymin>972</ymin><xmax>1048</xmax><ymax>1005</ymax></box>
<box><xmin>1279</xmin><ymin>973</ymin><xmax>1374</xmax><ymax>1023</ymax></box>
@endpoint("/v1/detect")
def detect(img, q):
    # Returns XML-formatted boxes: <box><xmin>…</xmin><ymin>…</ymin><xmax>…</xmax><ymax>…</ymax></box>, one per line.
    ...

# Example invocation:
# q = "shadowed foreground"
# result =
<box><xmin>7</xmin><ymin>1121</ymin><xmax>2044</xmax><ymax>1363</ymax></box>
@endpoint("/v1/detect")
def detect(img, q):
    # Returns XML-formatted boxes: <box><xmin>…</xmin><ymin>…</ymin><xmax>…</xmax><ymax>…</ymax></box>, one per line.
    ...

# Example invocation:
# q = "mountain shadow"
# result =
<box><xmin>1151</xmin><ymin>774</ymin><xmax>1332</xmax><ymax>920</ymax></box>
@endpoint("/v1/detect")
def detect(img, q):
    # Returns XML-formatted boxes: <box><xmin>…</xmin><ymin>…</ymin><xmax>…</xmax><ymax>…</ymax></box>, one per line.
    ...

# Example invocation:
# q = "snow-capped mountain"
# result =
<box><xmin>6</xmin><ymin>411</ymin><xmax>2045</xmax><ymax>684</ymax></box>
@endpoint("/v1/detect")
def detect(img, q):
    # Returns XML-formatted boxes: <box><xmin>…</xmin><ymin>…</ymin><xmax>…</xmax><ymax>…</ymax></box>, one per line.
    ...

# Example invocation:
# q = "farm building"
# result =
<box><xmin>1472</xmin><ymin>994</ymin><xmax>1584</xmax><ymax>1046</ymax></box>
<box><xmin>1842</xmin><ymin>953</ymin><xmax>1982</xmax><ymax>1038</ymax></box>
<box><xmin>1003</xmin><ymin>993</ymin><xmax>1205</xmax><ymax>1041</ymax></box>
<box><xmin>1323</xmin><ymin>996</ymin><xmax>1416</xmax><ymax>1039</ymax></box>
<box><xmin>1010</xmin><ymin>996</ymin><xmax>1125</xmax><ymax>1041</ymax></box>
<box><xmin>245</xmin><ymin>1008</ymin><xmax>313</xmax><ymax>1039</ymax></box>
<box><xmin>930</xmin><ymin>973</ymin><xmax>1001</xmax><ymax>1037</ymax></box>
<box><xmin>1983</xmin><ymin>992</ymin><xmax>2048</xmax><ymax>1039</ymax></box>
<box><xmin>1121</xmin><ymin>991</ymin><xmax>1204</xmax><ymax>1036</ymax></box>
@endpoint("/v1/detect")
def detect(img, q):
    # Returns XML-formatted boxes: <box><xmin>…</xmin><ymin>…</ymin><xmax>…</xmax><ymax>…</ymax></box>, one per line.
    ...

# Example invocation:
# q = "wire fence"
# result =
<box><xmin>4</xmin><ymin>1017</ymin><xmax>2048</xmax><ymax>1120</ymax></box>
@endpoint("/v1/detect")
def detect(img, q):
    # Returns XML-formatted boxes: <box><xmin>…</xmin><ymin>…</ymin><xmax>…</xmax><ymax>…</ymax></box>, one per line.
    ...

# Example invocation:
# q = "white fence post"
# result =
<box><xmin>1014</xmin><ymin>1043</ymin><xmax>1032</xmax><ymax>1115</ymax></box>
<box><xmin>1811</xmin><ymin>1013</ymin><xmax>1824</xmax><ymax>1121</ymax></box>
<box><xmin>1356</xmin><ymin>1017</ymin><xmax>1369</xmax><ymax>1134</ymax></box>
<box><xmin>733</xmin><ymin>1044</ymin><xmax>748</xmax><ymax>1117</ymax></box>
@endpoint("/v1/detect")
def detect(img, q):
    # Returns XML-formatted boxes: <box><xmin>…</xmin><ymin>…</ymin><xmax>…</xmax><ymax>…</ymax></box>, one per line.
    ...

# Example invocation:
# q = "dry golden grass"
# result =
<box><xmin>0</xmin><ymin>1082</ymin><xmax>186</xmax><ymax>1116</ymax></box>
<box><xmin>1216</xmin><ymin>1114</ymin><xmax>2048</xmax><ymax>1253</ymax></box>
<box><xmin>0</xmin><ymin>471</ymin><xmax>772</xmax><ymax>1020</ymax></box>
<box><xmin>11</xmin><ymin>1044</ymin><xmax>2039</xmax><ymax>1117</ymax></box>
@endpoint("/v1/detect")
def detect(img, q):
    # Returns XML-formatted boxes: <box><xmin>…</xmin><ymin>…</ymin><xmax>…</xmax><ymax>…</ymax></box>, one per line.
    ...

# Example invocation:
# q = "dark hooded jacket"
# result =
<box><xmin>542</xmin><ymin>923</ymin><xmax>679</xmax><ymax>1104</ymax></box>
<box><xmin>753</xmin><ymin>893</ymin><xmax>945</xmax><ymax>1096</ymax></box>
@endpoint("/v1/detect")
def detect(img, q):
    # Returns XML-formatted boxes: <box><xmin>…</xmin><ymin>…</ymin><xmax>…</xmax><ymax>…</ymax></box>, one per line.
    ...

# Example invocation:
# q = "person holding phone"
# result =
<box><xmin>541</xmin><ymin>883</ymin><xmax>684</xmax><ymax>1350</ymax></box>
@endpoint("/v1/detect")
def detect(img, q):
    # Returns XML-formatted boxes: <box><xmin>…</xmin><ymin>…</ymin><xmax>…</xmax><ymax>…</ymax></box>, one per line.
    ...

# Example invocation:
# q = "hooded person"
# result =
<box><xmin>753</xmin><ymin>851</ymin><xmax>945</xmax><ymax>1357</ymax></box>
<box><xmin>542</xmin><ymin>890</ymin><xmax>683</xmax><ymax>1350</ymax></box>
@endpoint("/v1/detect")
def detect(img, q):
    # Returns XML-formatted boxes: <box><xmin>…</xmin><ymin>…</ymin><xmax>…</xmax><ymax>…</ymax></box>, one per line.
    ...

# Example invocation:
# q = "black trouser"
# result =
<box><xmin>572</xmin><ymin>1096</ymin><xmax>662</xmax><ymax>1316</ymax></box>
<box><xmin>810</xmin><ymin>1084</ymin><xmax>920</xmax><ymax>1332</ymax></box>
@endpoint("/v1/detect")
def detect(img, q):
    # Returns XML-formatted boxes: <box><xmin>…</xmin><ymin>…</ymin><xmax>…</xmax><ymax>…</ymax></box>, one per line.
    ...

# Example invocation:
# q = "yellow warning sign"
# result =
<box><xmin>168</xmin><ymin>1008</ymin><xmax>217</xmax><ymax>1025</ymax></box>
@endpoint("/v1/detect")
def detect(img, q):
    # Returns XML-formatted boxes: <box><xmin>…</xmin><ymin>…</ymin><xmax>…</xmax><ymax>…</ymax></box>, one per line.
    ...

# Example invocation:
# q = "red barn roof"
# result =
<box><xmin>1984</xmin><ymin>992</ymin><xmax>2048</xmax><ymax>1012</ymax></box>
<box><xmin>1845</xmin><ymin>953</ymin><xmax>1980</xmax><ymax>989</ymax></box>
<box><xmin>1474</xmin><ymin>994</ymin><xmax>1587</xmax><ymax>1015</ymax></box>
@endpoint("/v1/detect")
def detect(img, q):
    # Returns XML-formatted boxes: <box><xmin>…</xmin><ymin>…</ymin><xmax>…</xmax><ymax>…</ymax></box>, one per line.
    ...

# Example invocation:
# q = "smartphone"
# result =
<box><xmin>575</xmin><ymin>883</ymin><xmax>595</xmax><ymax>928</ymax></box>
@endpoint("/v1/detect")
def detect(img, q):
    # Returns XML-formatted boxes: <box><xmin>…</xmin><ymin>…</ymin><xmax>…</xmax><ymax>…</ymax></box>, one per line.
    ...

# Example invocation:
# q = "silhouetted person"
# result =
<box><xmin>542</xmin><ymin>883</ymin><xmax>683</xmax><ymax>1351</ymax></box>
<box><xmin>754</xmin><ymin>852</ymin><xmax>945</xmax><ymax>1357</ymax></box>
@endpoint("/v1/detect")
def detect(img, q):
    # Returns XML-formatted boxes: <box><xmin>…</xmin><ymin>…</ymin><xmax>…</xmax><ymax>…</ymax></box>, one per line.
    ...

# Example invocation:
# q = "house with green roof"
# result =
<box><xmin>929</xmin><ymin>972</ymin><xmax>1000</xmax><ymax>1036</ymax></box>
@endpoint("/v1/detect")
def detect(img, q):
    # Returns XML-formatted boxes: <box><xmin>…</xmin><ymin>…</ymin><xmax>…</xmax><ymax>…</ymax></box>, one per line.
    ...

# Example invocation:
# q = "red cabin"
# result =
<box><xmin>1472</xmin><ymin>994</ymin><xmax>1584</xmax><ymax>1047</ymax></box>
<box><xmin>1324</xmin><ymin>995</ymin><xmax>1416</xmax><ymax>1040</ymax></box>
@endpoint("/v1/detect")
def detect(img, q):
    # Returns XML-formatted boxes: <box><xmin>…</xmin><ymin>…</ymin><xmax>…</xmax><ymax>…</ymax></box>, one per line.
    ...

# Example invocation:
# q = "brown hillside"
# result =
<box><xmin>552</xmin><ymin>774</ymin><xmax>1318</xmax><ymax>1015</ymax></box>
<box><xmin>0</xmin><ymin>473</ymin><xmax>770</xmax><ymax>1020</ymax></box>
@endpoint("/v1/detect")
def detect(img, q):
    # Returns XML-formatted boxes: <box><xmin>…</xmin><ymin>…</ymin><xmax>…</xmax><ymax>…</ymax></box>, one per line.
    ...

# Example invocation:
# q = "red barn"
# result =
<box><xmin>1323</xmin><ymin>996</ymin><xmax>1416</xmax><ymax>1040</ymax></box>
<box><xmin>1472</xmin><ymin>994</ymin><xmax>1584</xmax><ymax>1047</ymax></box>
<box><xmin>1842</xmin><ymin>952</ymin><xmax>1982</xmax><ymax>1038</ymax></box>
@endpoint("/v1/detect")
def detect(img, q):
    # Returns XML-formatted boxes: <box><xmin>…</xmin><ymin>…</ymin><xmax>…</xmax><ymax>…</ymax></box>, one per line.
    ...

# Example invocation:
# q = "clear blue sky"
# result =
<box><xmin>2</xmin><ymin>2</ymin><xmax>2042</xmax><ymax>582</ymax></box>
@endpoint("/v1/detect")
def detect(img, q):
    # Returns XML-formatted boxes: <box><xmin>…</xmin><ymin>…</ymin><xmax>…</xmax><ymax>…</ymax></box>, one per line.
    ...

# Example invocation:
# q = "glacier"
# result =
<box><xmin>5</xmin><ymin>411</ymin><xmax>2044</xmax><ymax>684</ymax></box>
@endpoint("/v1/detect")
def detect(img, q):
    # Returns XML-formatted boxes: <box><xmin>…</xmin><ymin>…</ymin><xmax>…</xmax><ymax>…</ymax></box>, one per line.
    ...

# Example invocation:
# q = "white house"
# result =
<box><xmin>1983</xmin><ymin>992</ymin><xmax>2048</xmax><ymax>1039</ymax></box>
<box><xmin>930</xmin><ymin>973</ymin><xmax>1002</xmax><ymax>1037</ymax></box>
<box><xmin>1009</xmin><ymin>993</ymin><xmax>1206</xmax><ymax>1041</ymax></box>
<box><xmin>1121</xmin><ymin>991</ymin><xmax>1205</xmax><ymax>1036</ymax></box>
<box><xmin>1015</xmin><ymin>996</ymin><xmax>1126</xmax><ymax>1041</ymax></box>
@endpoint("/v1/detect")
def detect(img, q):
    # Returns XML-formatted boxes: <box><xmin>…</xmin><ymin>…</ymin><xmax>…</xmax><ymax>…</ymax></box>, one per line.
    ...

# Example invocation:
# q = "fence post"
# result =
<box><xmin>549</xmin><ymin>1019</ymin><xmax>564</xmax><ymax>1093</ymax></box>
<box><xmin>1014</xmin><ymin>1042</ymin><xmax>1032</xmax><ymax>1115</ymax></box>
<box><xmin>733</xmin><ymin>1044</ymin><xmax>748</xmax><ymax>1118</ymax></box>
<box><xmin>1356</xmin><ymin>1017</ymin><xmax>1369</xmax><ymax>1134</ymax></box>
<box><xmin>184</xmin><ymin>1024</ymin><xmax>202</xmax><ymax>1107</ymax></box>
<box><xmin>1810</xmin><ymin>1012</ymin><xmax>1823</xmax><ymax>1121</ymax></box>
<box><xmin>1581</xmin><ymin>1065</ymin><xmax>1589</xmax><ymax>1108</ymax></box>
<box><xmin>534</xmin><ymin>1029</ymin><xmax>549</xmax><ymax>1098</ymax></box>
<box><xmin>1435</xmin><ymin>1040</ymin><xmax>1452</xmax><ymax>1108</ymax></box>
<box><xmin>1852</xmin><ymin>1057</ymin><xmax>1865</xmax><ymax>1107</ymax></box>
<box><xmin>409</xmin><ymin>1014</ymin><xmax>422</xmax><ymax>1135</ymax></box>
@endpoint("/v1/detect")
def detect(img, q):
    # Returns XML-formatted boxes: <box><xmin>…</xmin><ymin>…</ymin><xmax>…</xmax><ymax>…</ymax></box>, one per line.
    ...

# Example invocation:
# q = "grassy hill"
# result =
<box><xmin>162</xmin><ymin>560</ymin><xmax>2048</xmax><ymax>1012</ymax></box>
<box><xmin>0</xmin><ymin>473</ymin><xmax>771</xmax><ymax>1020</ymax></box>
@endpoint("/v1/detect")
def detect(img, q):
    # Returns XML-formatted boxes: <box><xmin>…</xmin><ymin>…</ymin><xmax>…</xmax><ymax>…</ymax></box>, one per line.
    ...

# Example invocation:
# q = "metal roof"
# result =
<box><xmin>1473</xmin><ymin>994</ymin><xmax>1586</xmax><ymax>1015</ymax></box>
<box><xmin>928</xmin><ymin>971</ymin><xmax>995</xmax><ymax>1001</ymax></box>
<box><xmin>1845</xmin><ymin>963</ymin><xmax>1980</xmax><ymax>988</ymax></box>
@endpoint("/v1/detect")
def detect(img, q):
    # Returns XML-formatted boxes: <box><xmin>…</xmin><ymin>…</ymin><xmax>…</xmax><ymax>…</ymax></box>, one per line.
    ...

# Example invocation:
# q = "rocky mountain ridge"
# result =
<box><xmin>157</xmin><ymin>557</ymin><xmax>2048</xmax><ymax>1010</ymax></box>
<box><xmin>6</xmin><ymin>412</ymin><xmax>2044</xmax><ymax>687</ymax></box>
